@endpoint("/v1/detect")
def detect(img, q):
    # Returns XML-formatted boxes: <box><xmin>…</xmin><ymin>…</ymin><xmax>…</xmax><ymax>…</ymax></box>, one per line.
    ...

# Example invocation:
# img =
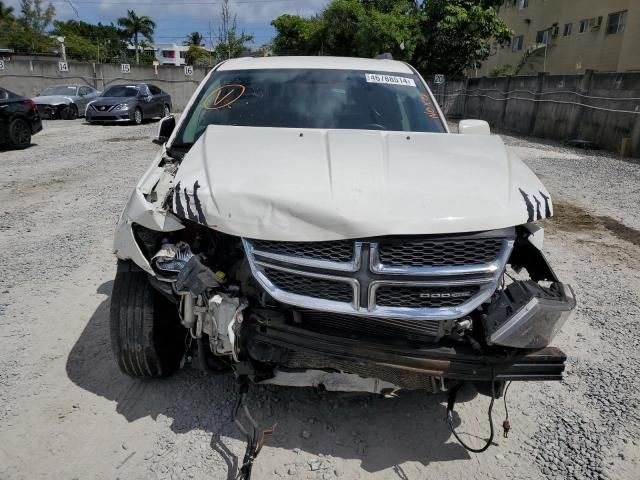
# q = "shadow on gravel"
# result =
<box><xmin>67</xmin><ymin>281</ymin><xmax>479</xmax><ymax>476</ymax></box>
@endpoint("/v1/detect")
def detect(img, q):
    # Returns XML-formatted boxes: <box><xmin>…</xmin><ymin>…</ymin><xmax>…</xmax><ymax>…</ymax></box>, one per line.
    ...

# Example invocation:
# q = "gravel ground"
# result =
<box><xmin>0</xmin><ymin>119</ymin><xmax>639</xmax><ymax>480</ymax></box>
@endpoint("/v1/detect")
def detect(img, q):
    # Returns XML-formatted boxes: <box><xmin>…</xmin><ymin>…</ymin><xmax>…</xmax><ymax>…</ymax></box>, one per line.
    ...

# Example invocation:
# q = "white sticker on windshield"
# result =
<box><xmin>365</xmin><ymin>73</ymin><xmax>416</xmax><ymax>87</ymax></box>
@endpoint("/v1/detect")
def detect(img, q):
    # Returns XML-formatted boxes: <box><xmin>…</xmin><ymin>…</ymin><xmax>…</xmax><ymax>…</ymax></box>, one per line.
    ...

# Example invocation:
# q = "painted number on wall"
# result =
<box><xmin>121</xmin><ymin>64</ymin><xmax>131</xmax><ymax>74</ymax></box>
<box><xmin>184</xmin><ymin>65</ymin><xmax>194</xmax><ymax>76</ymax></box>
<box><xmin>434</xmin><ymin>74</ymin><xmax>445</xmax><ymax>85</ymax></box>
<box><xmin>58</xmin><ymin>62</ymin><xmax>69</xmax><ymax>72</ymax></box>
<box><xmin>0</xmin><ymin>60</ymin><xmax>5</xmax><ymax>70</ymax></box>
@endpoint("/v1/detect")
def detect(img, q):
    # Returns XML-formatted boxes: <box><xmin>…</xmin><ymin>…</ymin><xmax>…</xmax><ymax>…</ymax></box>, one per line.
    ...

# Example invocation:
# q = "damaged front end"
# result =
<box><xmin>111</xmin><ymin>124</ymin><xmax>575</xmax><ymax>464</ymax></box>
<box><xmin>116</xmin><ymin>156</ymin><xmax>574</xmax><ymax>396</ymax></box>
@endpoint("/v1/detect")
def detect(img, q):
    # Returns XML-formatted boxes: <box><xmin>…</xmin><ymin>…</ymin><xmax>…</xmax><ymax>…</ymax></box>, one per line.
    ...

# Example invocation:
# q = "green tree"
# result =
<box><xmin>185</xmin><ymin>45</ymin><xmax>211</xmax><ymax>66</ymax></box>
<box><xmin>0</xmin><ymin>1</ymin><xmax>15</xmax><ymax>21</ymax></box>
<box><xmin>215</xmin><ymin>0</ymin><xmax>253</xmax><ymax>60</ymax></box>
<box><xmin>270</xmin><ymin>14</ymin><xmax>323</xmax><ymax>55</ymax></box>
<box><xmin>413</xmin><ymin>0</ymin><xmax>511</xmax><ymax>76</ymax></box>
<box><xmin>184</xmin><ymin>31</ymin><xmax>204</xmax><ymax>47</ymax></box>
<box><xmin>354</xmin><ymin>1</ymin><xmax>418</xmax><ymax>61</ymax></box>
<box><xmin>117</xmin><ymin>9</ymin><xmax>155</xmax><ymax>65</ymax></box>
<box><xmin>271</xmin><ymin>0</ymin><xmax>419</xmax><ymax>60</ymax></box>
<box><xmin>1</xmin><ymin>0</ymin><xmax>56</xmax><ymax>54</ymax></box>
<box><xmin>271</xmin><ymin>0</ymin><xmax>510</xmax><ymax>76</ymax></box>
<box><xmin>52</xmin><ymin>19</ymin><xmax>125</xmax><ymax>62</ymax></box>
<box><xmin>20</xmin><ymin>0</ymin><xmax>55</xmax><ymax>34</ymax></box>
<box><xmin>489</xmin><ymin>64</ymin><xmax>513</xmax><ymax>77</ymax></box>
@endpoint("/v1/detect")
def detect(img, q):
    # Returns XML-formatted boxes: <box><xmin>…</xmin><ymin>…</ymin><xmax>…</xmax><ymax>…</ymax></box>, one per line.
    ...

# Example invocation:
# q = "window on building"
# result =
<box><xmin>536</xmin><ymin>29</ymin><xmax>551</xmax><ymax>45</ymax></box>
<box><xmin>512</xmin><ymin>35</ymin><xmax>524</xmax><ymax>51</ymax></box>
<box><xmin>517</xmin><ymin>0</ymin><xmax>529</xmax><ymax>10</ymax></box>
<box><xmin>579</xmin><ymin>19</ymin><xmax>592</xmax><ymax>33</ymax></box>
<box><xmin>607</xmin><ymin>11</ymin><xmax>627</xmax><ymax>34</ymax></box>
<box><xmin>161</xmin><ymin>50</ymin><xmax>176</xmax><ymax>58</ymax></box>
<box><xmin>563</xmin><ymin>23</ymin><xmax>572</xmax><ymax>36</ymax></box>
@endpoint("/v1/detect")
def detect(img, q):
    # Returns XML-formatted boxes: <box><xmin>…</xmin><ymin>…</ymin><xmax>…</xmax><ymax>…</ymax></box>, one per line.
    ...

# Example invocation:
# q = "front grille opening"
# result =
<box><xmin>252</xmin><ymin>239</ymin><xmax>354</xmax><ymax>262</ymax></box>
<box><xmin>378</xmin><ymin>238</ymin><xmax>503</xmax><ymax>267</ymax></box>
<box><xmin>264</xmin><ymin>268</ymin><xmax>353</xmax><ymax>303</ymax></box>
<box><xmin>297</xmin><ymin>310</ymin><xmax>445</xmax><ymax>340</ymax></box>
<box><xmin>375</xmin><ymin>285</ymin><xmax>481</xmax><ymax>308</ymax></box>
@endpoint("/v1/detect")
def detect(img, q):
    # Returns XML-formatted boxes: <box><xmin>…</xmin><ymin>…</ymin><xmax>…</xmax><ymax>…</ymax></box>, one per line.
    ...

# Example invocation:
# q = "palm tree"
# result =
<box><xmin>0</xmin><ymin>1</ymin><xmax>15</xmax><ymax>21</ymax></box>
<box><xmin>184</xmin><ymin>31</ymin><xmax>203</xmax><ymax>47</ymax></box>
<box><xmin>117</xmin><ymin>10</ymin><xmax>155</xmax><ymax>65</ymax></box>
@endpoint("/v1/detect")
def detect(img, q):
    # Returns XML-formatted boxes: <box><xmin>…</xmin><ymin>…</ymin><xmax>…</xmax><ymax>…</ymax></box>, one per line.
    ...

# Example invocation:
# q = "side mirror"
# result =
<box><xmin>458</xmin><ymin>119</ymin><xmax>491</xmax><ymax>136</ymax></box>
<box><xmin>153</xmin><ymin>115</ymin><xmax>176</xmax><ymax>145</ymax></box>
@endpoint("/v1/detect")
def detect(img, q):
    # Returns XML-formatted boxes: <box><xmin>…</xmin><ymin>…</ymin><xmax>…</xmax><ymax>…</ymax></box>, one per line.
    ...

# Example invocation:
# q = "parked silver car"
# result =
<box><xmin>32</xmin><ymin>84</ymin><xmax>101</xmax><ymax>120</ymax></box>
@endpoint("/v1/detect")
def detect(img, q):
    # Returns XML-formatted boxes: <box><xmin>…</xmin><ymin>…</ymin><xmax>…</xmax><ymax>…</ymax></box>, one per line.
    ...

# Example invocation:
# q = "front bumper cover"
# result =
<box><xmin>245</xmin><ymin>322</ymin><xmax>566</xmax><ymax>383</ymax></box>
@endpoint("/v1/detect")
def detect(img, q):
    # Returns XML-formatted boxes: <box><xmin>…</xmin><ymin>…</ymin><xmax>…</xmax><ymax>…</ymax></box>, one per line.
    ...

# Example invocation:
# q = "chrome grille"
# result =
<box><xmin>253</xmin><ymin>240</ymin><xmax>353</xmax><ymax>262</ymax></box>
<box><xmin>375</xmin><ymin>285</ymin><xmax>482</xmax><ymax>308</ymax></box>
<box><xmin>265</xmin><ymin>268</ymin><xmax>353</xmax><ymax>303</ymax></box>
<box><xmin>378</xmin><ymin>238</ymin><xmax>503</xmax><ymax>267</ymax></box>
<box><xmin>243</xmin><ymin>230</ymin><xmax>514</xmax><ymax>321</ymax></box>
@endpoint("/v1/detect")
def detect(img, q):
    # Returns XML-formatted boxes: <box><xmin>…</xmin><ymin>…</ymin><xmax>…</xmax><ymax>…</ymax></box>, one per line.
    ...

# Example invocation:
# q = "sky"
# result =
<box><xmin>5</xmin><ymin>0</ymin><xmax>331</xmax><ymax>47</ymax></box>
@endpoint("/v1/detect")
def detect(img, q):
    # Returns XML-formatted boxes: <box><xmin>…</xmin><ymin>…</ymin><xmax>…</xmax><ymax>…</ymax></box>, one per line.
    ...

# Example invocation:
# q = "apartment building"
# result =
<box><xmin>155</xmin><ymin>43</ymin><xmax>190</xmax><ymax>66</ymax></box>
<box><xmin>476</xmin><ymin>0</ymin><xmax>640</xmax><ymax>76</ymax></box>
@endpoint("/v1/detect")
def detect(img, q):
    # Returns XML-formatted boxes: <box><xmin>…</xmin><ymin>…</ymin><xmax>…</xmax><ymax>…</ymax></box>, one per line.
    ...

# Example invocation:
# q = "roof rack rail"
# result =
<box><xmin>375</xmin><ymin>53</ymin><xmax>393</xmax><ymax>60</ymax></box>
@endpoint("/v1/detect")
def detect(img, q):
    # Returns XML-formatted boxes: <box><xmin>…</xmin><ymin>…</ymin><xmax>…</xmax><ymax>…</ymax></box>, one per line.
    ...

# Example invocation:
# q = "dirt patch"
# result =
<box><xmin>545</xmin><ymin>201</ymin><xmax>599</xmax><ymax>233</ymax></box>
<box><xmin>598</xmin><ymin>216</ymin><xmax>640</xmax><ymax>247</ymax></box>
<box><xmin>548</xmin><ymin>200</ymin><xmax>640</xmax><ymax>247</ymax></box>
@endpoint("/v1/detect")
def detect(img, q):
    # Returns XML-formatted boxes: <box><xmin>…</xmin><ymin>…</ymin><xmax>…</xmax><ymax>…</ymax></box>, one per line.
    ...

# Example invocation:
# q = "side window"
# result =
<box><xmin>78</xmin><ymin>86</ymin><xmax>90</xmax><ymax>96</ymax></box>
<box><xmin>149</xmin><ymin>85</ymin><xmax>161</xmax><ymax>95</ymax></box>
<box><xmin>139</xmin><ymin>85</ymin><xmax>151</xmax><ymax>96</ymax></box>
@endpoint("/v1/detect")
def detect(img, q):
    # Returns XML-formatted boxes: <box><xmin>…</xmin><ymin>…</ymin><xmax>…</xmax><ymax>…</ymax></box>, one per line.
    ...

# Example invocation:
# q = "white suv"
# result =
<box><xmin>111</xmin><ymin>56</ymin><xmax>574</xmax><ymax>416</ymax></box>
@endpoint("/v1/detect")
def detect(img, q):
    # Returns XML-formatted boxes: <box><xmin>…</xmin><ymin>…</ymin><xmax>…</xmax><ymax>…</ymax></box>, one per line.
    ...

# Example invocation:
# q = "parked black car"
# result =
<box><xmin>0</xmin><ymin>87</ymin><xmax>43</xmax><ymax>150</ymax></box>
<box><xmin>86</xmin><ymin>83</ymin><xmax>172</xmax><ymax>125</ymax></box>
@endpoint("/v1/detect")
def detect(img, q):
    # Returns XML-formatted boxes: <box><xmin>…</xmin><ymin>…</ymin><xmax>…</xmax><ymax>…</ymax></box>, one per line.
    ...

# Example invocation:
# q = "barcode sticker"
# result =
<box><xmin>365</xmin><ymin>73</ymin><xmax>416</xmax><ymax>87</ymax></box>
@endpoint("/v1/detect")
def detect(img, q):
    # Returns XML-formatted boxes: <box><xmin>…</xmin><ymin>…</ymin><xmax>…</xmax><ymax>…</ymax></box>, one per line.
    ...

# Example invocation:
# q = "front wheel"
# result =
<box><xmin>61</xmin><ymin>104</ymin><xmax>78</xmax><ymax>120</ymax></box>
<box><xmin>110</xmin><ymin>262</ymin><xmax>186</xmax><ymax>378</ymax></box>
<box><xmin>7</xmin><ymin>118</ymin><xmax>31</xmax><ymax>149</ymax></box>
<box><xmin>133</xmin><ymin>107</ymin><xmax>143</xmax><ymax>125</ymax></box>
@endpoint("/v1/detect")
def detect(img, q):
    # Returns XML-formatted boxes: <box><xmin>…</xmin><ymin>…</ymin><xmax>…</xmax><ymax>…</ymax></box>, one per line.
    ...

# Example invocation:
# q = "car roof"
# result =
<box><xmin>106</xmin><ymin>83</ymin><xmax>147</xmax><ymax>87</ymax></box>
<box><xmin>217</xmin><ymin>56</ymin><xmax>414</xmax><ymax>74</ymax></box>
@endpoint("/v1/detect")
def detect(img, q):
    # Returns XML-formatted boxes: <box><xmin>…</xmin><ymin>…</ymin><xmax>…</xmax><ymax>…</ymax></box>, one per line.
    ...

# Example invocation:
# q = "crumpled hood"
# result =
<box><xmin>33</xmin><ymin>95</ymin><xmax>74</xmax><ymax>105</ymax></box>
<box><xmin>171</xmin><ymin>126</ymin><xmax>552</xmax><ymax>241</ymax></box>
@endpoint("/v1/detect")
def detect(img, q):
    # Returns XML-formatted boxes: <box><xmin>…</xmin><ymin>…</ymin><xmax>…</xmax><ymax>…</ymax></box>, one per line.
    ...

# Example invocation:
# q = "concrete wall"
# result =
<box><xmin>0</xmin><ymin>60</ymin><xmax>209</xmax><ymax>111</ymax></box>
<box><xmin>445</xmin><ymin>70</ymin><xmax>640</xmax><ymax>157</ymax></box>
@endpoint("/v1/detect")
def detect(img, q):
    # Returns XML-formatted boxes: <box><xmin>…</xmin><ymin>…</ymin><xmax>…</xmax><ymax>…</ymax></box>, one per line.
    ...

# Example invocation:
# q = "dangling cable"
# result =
<box><xmin>502</xmin><ymin>381</ymin><xmax>513</xmax><ymax>438</ymax></box>
<box><xmin>446</xmin><ymin>380</ymin><xmax>496</xmax><ymax>453</ymax></box>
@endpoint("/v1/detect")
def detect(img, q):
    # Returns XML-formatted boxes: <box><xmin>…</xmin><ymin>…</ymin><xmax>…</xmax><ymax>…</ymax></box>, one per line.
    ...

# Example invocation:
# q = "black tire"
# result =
<box><xmin>7</xmin><ymin>118</ymin><xmax>31</xmax><ymax>149</ymax></box>
<box><xmin>110</xmin><ymin>263</ymin><xmax>185</xmax><ymax>378</ymax></box>
<box><xmin>65</xmin><ymin>104</ymin><xmax>78</xmax><ymax>120</ymax></box>
<box><xmin>133</xmin><ymin>107</ymin><xmax>143</xmax><ymax>125</ymax></box>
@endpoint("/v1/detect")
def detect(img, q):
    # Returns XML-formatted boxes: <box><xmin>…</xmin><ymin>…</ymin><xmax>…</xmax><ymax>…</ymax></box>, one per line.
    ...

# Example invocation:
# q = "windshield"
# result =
<box><xmin>175</xmin><ymin>68</ymin><xmax>445</xmax><ymax>147</ymax></box>
<box><xmin>42</xmin><ymin>86</ymin><xmax>78</xmax><ymax>96</ymax></box>
<box><xmin>102</xmin><ymin>85</ymin><xmax>139</xmax><ymax>97</ymax></box>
